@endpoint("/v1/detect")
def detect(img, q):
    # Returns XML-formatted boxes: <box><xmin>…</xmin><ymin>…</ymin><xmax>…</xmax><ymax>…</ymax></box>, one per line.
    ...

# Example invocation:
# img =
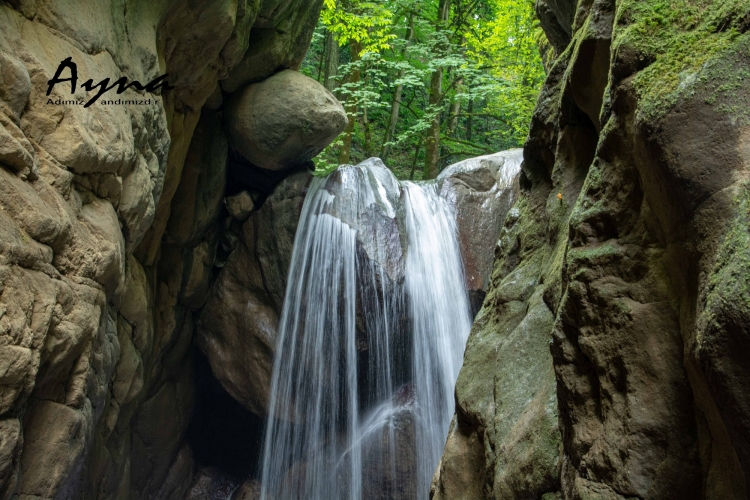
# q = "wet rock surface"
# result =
<box><xmin>197</xmin><ymin>170</ymin><xmax>312</xmax><ymax>416</ymax></box>
<box><xmin>437</xmin><ymin>149</ymin><xmax>522</xmax><ymax>315</ymax></box>
<box><xmin>358</xmin><ymin>396</ymin><xmax>419</xmax><ymax>500</ymax></box>
<box><xmin>198</xmin><ymin>159</ymin><xmax>410</xmax><ymax>417</ymax></box>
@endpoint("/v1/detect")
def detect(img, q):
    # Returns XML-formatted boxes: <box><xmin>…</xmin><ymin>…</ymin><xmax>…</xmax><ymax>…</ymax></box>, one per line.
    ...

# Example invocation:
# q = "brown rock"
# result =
<box><xmin>232</xmin><ymin>479</ymin><xmax>261</xmax><ymax>500</ymax></box>
<box><xmin>225</xmin><ymin>190</ymin><xmax>255</xmax><ymax>221</ymax></box>
<box><xmin>430</xmin><ymin>417</ymin><xmax>485</xmax><ymax>500</ymax></box>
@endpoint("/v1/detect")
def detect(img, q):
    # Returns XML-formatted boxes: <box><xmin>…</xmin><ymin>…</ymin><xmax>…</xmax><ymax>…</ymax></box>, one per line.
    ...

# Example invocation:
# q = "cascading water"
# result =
<box><xmin>402</xmin><ymin>182</ymin><xmax>472</xmax><ymax>499</ymax></box>
<box><xmin>259</xmin><ymin>159</ymin><xmax>472</xmax><ymax>500</ymax></box>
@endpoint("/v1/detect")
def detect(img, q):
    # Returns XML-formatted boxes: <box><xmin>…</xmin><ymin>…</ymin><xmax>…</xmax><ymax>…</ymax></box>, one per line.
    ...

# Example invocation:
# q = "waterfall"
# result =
<box><xmin>259</xmin><ymin>160</ymin><xmax>472</xmax><ymax>500</ymax></box>
<box><xmin>402</xmin><ymin>182</ymin><xmax>472</xmax><ymax>499</ymax></box>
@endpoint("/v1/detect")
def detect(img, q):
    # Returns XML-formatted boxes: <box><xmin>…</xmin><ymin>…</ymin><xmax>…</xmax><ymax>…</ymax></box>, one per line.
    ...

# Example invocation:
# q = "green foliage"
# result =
<box><xmin>322</xmin><ymin>0</ymin><xmax>397</xmax><ymax>53</ymax></box>
<box><xmin>302</xmin><ymin>0</ymin><xmax>547</xmax><ymax>179</ymax></box>
<box><xmin>464</xmin><ymin>0</ymin><xmax>547</xmax><ymax>144</ymax></box>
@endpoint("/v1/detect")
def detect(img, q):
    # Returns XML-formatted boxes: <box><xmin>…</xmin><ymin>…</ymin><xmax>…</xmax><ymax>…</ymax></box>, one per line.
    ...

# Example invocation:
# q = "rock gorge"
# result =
<box><xmin>0</xmin><ymin>1</ymin><xmax>748</xmax><ymax>500</ymax></box>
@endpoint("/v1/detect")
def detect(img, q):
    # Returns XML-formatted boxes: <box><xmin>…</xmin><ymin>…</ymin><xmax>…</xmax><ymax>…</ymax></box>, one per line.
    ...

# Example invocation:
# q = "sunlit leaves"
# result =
<box><xmin>464</xmin><ymin>0</ymin><xmax>545</xmax><ymax>144</ymax></box>
<box><xmin>322</xmin><ymin>0</ymin><xmax>397</xmax><ymax>54</ymax></box>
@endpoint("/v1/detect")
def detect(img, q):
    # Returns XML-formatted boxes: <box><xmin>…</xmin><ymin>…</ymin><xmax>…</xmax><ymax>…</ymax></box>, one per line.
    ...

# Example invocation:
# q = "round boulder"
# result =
<box><xmin>225</xmin><ymin>70</ymin><xmax>348</xmax><ymax>171</ymax></box>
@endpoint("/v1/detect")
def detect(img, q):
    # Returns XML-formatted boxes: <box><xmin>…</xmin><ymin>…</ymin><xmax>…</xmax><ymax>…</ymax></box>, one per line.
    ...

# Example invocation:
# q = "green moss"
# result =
<box><xmin>698</xmin><ymin>183</ymin><xmax>750</xmax><ymax>343</ymax></box>
<box><xmin>614</xmin><ymin>0</ymin><xmax>750</xmax><ymax>121</ymax></box>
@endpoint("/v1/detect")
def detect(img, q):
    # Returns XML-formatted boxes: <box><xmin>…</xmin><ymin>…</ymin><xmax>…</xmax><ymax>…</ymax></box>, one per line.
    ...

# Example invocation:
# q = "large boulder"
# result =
<box><xmin>225</xmin><ymin>70</ymin><xmax>348</xmax><ymax>171</ymax></box>
<box><xmin>197</xmin><ymin>170</ymin><xmax>313</xmax><ymax>416</ymax></box>
<box><xmin>438</xmin><ymin>149</ymin><xmax>522</xmax><ymax>314</ymax></box>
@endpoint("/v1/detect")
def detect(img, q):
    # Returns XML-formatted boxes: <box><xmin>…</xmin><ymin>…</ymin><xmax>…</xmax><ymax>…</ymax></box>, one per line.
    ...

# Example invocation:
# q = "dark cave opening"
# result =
<box><xmin>187</xmin><ymin>349</ymin><xmax>265</xmax><ymax>480</ymax></box>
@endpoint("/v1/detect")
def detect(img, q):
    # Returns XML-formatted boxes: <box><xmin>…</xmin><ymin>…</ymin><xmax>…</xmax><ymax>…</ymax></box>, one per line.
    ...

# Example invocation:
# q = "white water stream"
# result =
<box><xmin>259</xmin><ymin>161</ymin><xmax>472</xmax><ymax>500</ymax></box>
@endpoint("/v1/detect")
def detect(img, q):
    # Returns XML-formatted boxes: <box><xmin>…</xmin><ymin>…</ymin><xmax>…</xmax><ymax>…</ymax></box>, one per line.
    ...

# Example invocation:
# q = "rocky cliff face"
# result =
<box><xmin>0</xmin><ymin>1</ymin><xmax>337</xmax><ymax>498</ymax></box>
<box><xmin>433</xmin><ymin>0</ymin><xmax>750</xmax><ymax>499</ymax></box>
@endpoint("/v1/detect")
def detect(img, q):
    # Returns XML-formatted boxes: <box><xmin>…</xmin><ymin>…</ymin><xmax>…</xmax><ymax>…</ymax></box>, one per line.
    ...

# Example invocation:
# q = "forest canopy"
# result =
<box><xmin>301</xmin><ymin>0</ymin><xmax>549</xmax><ymax>180</ymax></box>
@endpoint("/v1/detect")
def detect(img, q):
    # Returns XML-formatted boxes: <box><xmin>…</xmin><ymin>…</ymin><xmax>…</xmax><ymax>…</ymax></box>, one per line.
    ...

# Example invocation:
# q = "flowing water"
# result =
<box><xmin>259</xmin><ymin>160</ymin><xmax>473</xmax><ymax>500</ymax></box>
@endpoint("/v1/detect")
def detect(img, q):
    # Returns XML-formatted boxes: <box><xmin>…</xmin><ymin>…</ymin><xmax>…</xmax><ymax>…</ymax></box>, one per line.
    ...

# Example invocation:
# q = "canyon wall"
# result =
<box><xmin>0</xmin><ymin>1</ymin><xmax>328</xmax><ymax>498</ymax></box>
<box><xmin>432</xmin><ymin>0</ymin><xmax>750</xmax><ymax>498</ymax></box>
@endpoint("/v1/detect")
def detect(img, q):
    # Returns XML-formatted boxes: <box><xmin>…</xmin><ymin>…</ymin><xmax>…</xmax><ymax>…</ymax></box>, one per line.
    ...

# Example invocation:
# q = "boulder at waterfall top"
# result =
<box><xmin>437</xmin><ymin>149</ymin><xmax>522</xmax><ymax>314</ymax></box>
<box><xmin>225</xmin><ymin>69</ymin><xmax>348</xmax><ymax>171</ymax></box>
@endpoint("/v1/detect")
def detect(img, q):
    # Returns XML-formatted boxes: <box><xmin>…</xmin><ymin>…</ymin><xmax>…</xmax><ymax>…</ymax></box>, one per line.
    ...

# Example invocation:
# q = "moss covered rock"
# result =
<box><xmin>436</xmin><ymin>0</ymin><xmax>750</xmax><ymax>498</ymax></box>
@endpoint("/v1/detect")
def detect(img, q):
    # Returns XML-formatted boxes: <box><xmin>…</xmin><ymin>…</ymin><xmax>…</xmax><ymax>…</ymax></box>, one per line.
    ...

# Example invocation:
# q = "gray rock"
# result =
<box><xmin>437</xmin><ymin>149</ymin><xmax>522</xmax><ymax>314</ymax></box>
<box><xmin>225</xmin><ymin>70</ymin><xmax>347</xmax><ymax>171</ymax></box>
<box><xmin>535</xmin><ymin>0</ymin><xmax>576</xmax><ymax>53</ymax></box>
<box><xmin>221</xmin><ymin>0</ymin><xmax>323</xmax><ymax>92</ymax></box>
<box><xmin>186</xmin><ymin>467</ymin><xmax>239</xmax><ymax>500</ymax></box>
<box><xmin>197</xmin><ymin>170</ymin><xmax>312</xmax><ymax>416</ymax></box>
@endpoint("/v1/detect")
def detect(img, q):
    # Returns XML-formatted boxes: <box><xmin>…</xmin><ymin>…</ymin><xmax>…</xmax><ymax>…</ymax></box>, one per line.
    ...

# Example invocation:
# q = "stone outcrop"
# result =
<box><xmin>225</xmin><ymin>69</ymin><xmax>348</xmax><ymax>171</ymax></box>
<box><xmin>437</xmin><ymin>149</ymin><xmax>522</xmax><ymax>314</ymax></box>
<box><xmin>0</xmin><ymin>0</ymin><xmax>326</xmax><ymax>498</ymax></box>
<box><xmin>197</xmin><ymin>170</ymin><xmax>312</xmax><ymax>416</ymax></box>
<box><xmin>359</xmin><ymin>396</ymin><xmax>418</xmax><ymax>500</ymax></box>
<box><xmin>434</xmin><ymin>0</ymin><xmax>750</xmax><ymax>499</ymax></box>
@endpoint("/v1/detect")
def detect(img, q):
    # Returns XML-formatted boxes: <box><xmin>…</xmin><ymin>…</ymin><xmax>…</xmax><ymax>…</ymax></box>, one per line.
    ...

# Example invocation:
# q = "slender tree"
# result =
<box><xmin>423</xmin><ymin>0</ymin><xmax>450</xmax><ymax>179</ymax></box>
<box><xmin>323</xmin><ymin>28</ymin><xmax>340</xmax><ymax>92</ymax></box>
<box><xmin>380</xmin><ymin>13</ymin><xmax>414</xmax><ymax>163</ymax></box>
<box><xmin>338</xmin><ymin>40</ymin><xmax>362</xmax><ymax>164</ymax></box>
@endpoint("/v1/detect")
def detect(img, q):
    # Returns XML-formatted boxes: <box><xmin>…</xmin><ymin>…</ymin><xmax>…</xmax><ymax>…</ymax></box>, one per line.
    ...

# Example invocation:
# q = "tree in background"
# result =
<box><xmin>302</xmin><ymin>0</ymin><xmax>546</xmax><ymax>180</ymax></box>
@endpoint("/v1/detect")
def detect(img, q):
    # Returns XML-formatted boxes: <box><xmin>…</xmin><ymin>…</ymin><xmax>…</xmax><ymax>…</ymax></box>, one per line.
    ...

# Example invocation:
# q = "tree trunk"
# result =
<box><xmin>380</xmin><ymin>15</ymin><xmax>414</xmax><ymax>163</ymax></box>
<box><xmin>466</xmin><ymin>97</ymin><xmax>473</xmax><ymax>141</ymax></box>
<box><xmin>409</xmin><ymin>139</ymin><xmax>422</xmax><ymax>180</ymax></box>
<box><xmin>323</xmin><ymin>29</ymin><xmax>340</xmax><ymax>93</ymax></box>
<box><xmin>423</xmin><ymin>0</ymin><xmax>450</xmax><ymax>180</ymax></box>
<box><xmin>338</xmin><ymin>40</ymin><xmax>362</xmax><ymax>165</ymax></box>
<box><xmin>448</xmin><ymin>77</ymin><xmax>463</xmax><ymax>137</ymax></box>
<box><xmin>363</xmin><ymin>104</ymin><xmax>372</xmax><ymax>157</ymax></box>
